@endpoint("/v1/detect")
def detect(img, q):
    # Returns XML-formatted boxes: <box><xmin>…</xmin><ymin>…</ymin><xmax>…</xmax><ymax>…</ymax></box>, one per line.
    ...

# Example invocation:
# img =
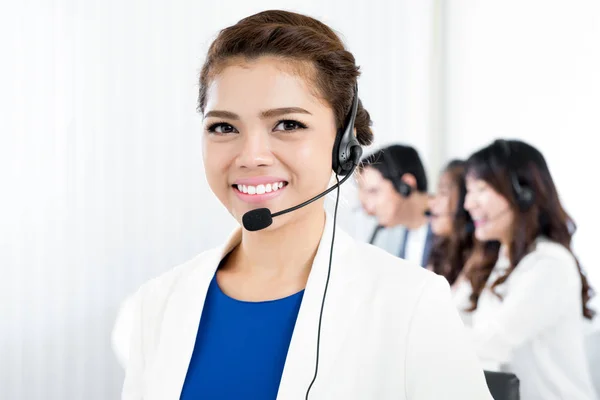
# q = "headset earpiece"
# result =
<box><xmin>515</xmin><ymin>182</ymin><xmax>535</xmax><ymax>212</ymax></box>
<box><xmin>397</xmin><ymin>181</ymin><xmax>412</xmax><ymax>197</ymax></box>
<box><xmin>498</xmin><ymin>139</ymin><xmax>535</xmax><ymax>212</ymax></box>
<box><xmin>332</xmin><ymin>85</ymin><xmax>362</xmax><ymax>176</ymax></box>
<box><xmin>381</xmin><ymin>150</ymin><xmax>412</xmax><ymax>198</ymax></box>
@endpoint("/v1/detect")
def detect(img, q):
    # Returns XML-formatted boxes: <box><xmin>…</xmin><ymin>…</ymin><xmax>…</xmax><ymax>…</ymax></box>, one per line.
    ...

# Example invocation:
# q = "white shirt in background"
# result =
<box><xmin>404</xmin><ymin>223</ymin><xmax>430</xmax><ymax>266</ymax></box>
<box><xmin>455</xmin><ymin>237</ymin><xmax>598</xmax><ymax>400</ymax></box>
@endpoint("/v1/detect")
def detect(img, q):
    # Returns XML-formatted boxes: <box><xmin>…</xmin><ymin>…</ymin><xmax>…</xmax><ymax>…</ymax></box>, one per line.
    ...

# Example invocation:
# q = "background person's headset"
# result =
<box><xmin>380</xmin><ymin>149</ymin><xmax>413</xmax><ymax>197</ymax></box>
<box><xmin>496</xmin><ymin>139</ymin><xmax>535</xmax><ymax>212</ymax></box>
<box><xmin>241</xmin><ymin>85</ymin><xmax>362</xmax><ymax>399</ymax></box>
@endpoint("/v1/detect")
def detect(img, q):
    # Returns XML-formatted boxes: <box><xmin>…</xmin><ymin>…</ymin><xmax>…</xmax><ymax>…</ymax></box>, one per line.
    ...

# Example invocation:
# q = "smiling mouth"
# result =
<box><xmin>472</xmin><ymin>218</ymin><xmax>486</xmax><ymax>227</ymax></box>
<box><xmin>232</xmin><ymin>181</ymin><xmax>288</xmax><ymax>195</ymax></box>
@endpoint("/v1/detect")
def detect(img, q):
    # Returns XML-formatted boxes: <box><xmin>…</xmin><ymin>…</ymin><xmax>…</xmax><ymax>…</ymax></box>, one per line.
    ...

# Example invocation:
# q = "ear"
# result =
<box><xmin>401</xmin><ymin>173</ymin><xmax>417</xmax><ymax>189</ymax></box>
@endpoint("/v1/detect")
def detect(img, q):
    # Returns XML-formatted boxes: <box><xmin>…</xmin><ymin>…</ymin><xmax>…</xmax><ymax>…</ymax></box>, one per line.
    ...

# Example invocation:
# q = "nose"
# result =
<box><xmin>364</xmin><ymin>202</ymin><xmax>376</xmax><ymax>215</ymax></box>
<box><xmin>360</xmin><ymin>196</ymin><xmax>375</xmax><ymax>215</ymax></box>
<box><xmin>464</xmin><ymin>191</ymin><xmax>475</xmax><ymax>212</ymax></box>
<box><xmin>235</xmin><ymin>130</ymin><xmax>274</xmax><ymax>169</ymax></box>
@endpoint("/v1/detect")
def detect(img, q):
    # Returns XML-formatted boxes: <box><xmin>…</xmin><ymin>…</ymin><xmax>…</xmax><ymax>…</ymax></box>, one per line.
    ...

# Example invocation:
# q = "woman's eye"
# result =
<box><xmin>207</xmin><ymin>123</ymin><xmax>238</xmax><ymax>135</ymax></box>
<box><xmin>274</xmin><ymin>120</ymin><xmax>307</xmax><ymax>132</ymax></box>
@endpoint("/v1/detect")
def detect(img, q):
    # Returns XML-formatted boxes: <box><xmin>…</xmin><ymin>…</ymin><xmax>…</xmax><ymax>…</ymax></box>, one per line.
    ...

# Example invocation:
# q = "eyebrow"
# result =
<box><xmin>204</xmin><ymin>107</ymin><xmax>312</xmax><ymax>120</ymax></box>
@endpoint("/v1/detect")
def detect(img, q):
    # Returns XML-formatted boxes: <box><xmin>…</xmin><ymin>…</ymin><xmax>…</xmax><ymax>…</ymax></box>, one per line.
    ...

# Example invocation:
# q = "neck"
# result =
<box><xmin>234</xmin><ymin>204</ymin><xmax>326</xmax><ymax>280</ymax></box>
<box><xmin>500</xmin><ymin>238</ymin><xmax>512</xmax><ymax>258</ymax></box>
<box><xmin>397</xmin><ymin>193</ymin><xmax>429</xmax><ymax>230</ymax></box>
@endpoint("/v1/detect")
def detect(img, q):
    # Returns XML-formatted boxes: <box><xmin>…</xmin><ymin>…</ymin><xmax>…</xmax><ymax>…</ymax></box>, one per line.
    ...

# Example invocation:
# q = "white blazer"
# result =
<box><xmin>122</xmin><ymin>212</ymin><xmax>493</xmax><ymax>399</ymax></box>
<box><xmin>454</xmin><ymin>238</ymin><xmax>598</xmax><ymax>400</ymax></box>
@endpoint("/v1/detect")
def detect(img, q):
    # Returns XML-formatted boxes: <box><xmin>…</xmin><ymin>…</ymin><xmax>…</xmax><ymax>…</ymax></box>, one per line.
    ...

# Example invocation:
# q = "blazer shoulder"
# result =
<box><xmin>347</xmin><ymin>238</ymin><xmax>438</xmax><ymax>293</ymax></box>
<box><xmin>531</xmin><ymin>238</ymin><xmax>576</xmax><ymax>263</ymax></box>
<box><xmin>135</xmin><ymin>247</ymin><xmax>220</xmax><ymax>309</ymax></box>
<box><xmin>515</xmin><ymin>238</ymin><xmax>580</xmax><ymax>284</ymax></box>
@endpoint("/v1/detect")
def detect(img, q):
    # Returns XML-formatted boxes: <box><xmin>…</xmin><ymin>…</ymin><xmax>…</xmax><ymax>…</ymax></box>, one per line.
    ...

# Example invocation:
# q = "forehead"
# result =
<box><xmin>438</xmin><ymin>172</ymin><xmax>455</xmax><ymax>188</ymax></box>
<box><xmin>465</xmin><ymin>174</ymin><xmax>487</xmax><ymax>187</ymax></box>
<box><xmin>358</xmin><ymin>167</ymin><xmax>384</xmax><ymax>187</ymax></box>
<box><xmin>204</xmin><ymin>57</ymin><xmax>328</xmax><ymax>115</ymax></box>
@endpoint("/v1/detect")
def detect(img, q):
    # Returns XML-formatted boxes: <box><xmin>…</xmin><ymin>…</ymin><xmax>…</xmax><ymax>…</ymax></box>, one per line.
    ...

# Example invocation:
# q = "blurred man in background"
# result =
<box><xmin>358</xmin><ymin>144</ymin><xmax>433</xmax><ymax>267</ymax></box>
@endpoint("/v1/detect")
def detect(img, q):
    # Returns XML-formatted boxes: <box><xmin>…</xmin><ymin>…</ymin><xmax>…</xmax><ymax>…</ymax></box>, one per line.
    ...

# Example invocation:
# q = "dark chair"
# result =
<box><xmin>484</xmin><ymin>370</ymin><xmax>520</xmax><ymax>400</ymax></box>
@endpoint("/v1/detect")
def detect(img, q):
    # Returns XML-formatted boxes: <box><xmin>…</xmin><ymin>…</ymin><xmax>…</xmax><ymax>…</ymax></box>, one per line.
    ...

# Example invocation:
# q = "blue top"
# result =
<box><xmin>180</xmin><ymin>273</ymin><xmax>304</xmax><ymax>400</ymax></box>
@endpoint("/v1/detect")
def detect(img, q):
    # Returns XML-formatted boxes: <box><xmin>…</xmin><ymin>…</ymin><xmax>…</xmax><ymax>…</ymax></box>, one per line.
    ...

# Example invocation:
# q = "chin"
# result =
<box><xmin>474</xmin><ymin>228</ymin><xmax>498</xmax><ymax>242</ymax></box>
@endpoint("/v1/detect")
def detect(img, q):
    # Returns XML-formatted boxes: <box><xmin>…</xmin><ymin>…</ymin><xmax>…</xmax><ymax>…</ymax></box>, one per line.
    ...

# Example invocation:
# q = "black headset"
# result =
<box><xmin>332</xmin><ymin>85</ymin><xmax>362</xmax><ymax>176</ymax></box>
<box><xmin>381</xmin><ymin>150</ymin><xmax>412</xmax><ymax>197</ymax></box>
<box><xmin>497</xmin><ymin>139</ymin><xmax>535</xmax><ymax>212</ymax></box>
<box><xmin>306</xmin><ymin>84</ymin><xmax>362</xmax><ymax>399</ymax></box>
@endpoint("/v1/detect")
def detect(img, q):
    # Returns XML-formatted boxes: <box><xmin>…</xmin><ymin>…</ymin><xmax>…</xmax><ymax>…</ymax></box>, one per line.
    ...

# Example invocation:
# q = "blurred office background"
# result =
<box><xmin>1</xmin><ymin>0</ymin><xmax>599</xmax><ymax>399</ymax></box>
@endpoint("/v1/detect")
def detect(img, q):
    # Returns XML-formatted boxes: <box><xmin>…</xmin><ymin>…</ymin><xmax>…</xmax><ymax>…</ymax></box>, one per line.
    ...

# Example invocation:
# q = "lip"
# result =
<box><xmin>233</xmin><ymin>185</ymin><xmax>287</xmax><ymax>204</ymax></box>
<box><xmin>233</xmin><ymin>176</ymin><xmax>288</xmax><ymax>185</ymax></box>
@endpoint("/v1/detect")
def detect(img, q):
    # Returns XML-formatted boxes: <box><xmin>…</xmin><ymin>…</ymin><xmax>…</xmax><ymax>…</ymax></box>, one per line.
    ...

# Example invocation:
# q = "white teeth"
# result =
<box><xmin>236</xmin><ymin>181</ymin><xmax>286</xmax><ymax>195</ymax></box>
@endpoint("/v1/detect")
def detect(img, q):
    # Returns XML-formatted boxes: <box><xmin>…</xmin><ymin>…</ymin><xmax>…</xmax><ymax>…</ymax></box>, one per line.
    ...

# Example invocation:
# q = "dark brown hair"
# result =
<box><xmin>360</xmin><ymin>145</ymin><xmax>429</xmax><ymax>193</ymax></box>
<box><xmin>428</xmin><ymin>160</ymin><xmax>477</xmax><ymax>285</ymax></box>
<box><xmin>465</xmin><ymin>139</ymin><xmax>595</xmax><ymax>319</ymax></box>
<box><xmin>197</xmin><ymin>10</ymin><xmax>373</xmax><ymax>146</ymax></box>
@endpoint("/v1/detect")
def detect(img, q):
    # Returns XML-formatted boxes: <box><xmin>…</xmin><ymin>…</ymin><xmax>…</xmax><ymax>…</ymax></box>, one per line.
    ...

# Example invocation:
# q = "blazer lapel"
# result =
<box><xmin>147</xmin><ymin>229</ymin><xmax>243</xmax><ymax>399</ymax></box>
<box><xmin>276</xmin><ymin>212</ymin><xmax>359</xmax><ymax>399</ymax></box>
<box><xmin>147</xmin><ymin>212</ymin><xmax>361</xmax><ymax>399</ymax></box>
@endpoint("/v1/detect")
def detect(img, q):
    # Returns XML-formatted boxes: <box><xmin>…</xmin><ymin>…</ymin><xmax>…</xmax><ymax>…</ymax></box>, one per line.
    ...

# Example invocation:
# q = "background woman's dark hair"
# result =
<box><xmin>359</xmin><ymin>144</ymin><xmax>428</xmax><ymax>193</ymax></box>
<box><xmin>198</xmin><ymin>10</ymin><xmax>373</xmax><ymax>146</ymax></box>
<box><xmin>465</xmin><ymin>139</ymin><xmax>595</xmax><ymax>319</ymax></box>
<box><xmin>428</xmin><ymin>160</ymin><xmax>477</xmax><ymax>285</ymax></box>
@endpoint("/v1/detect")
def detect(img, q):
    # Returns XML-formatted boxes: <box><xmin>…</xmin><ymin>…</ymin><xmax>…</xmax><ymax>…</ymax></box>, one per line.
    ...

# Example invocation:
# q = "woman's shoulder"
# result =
<box><xmin>522</xmin><ymin>237</ymin><xmax>577</xmax><ymax>267</ymax></box>
<box><xmin>514</xmin><ymin>237</ymin><xmax>579</xmax><ymax>282</ymax></box>
<box><xmin>339</xmin><ymin>235</ymin><xmax>458</xmax><ymax>334</ymax></box>
<box><xmin>342</xmin><ymin>235</ymin><xmax>444</xmax><ymax>298</ymax></box>
<box><xmin>133</xmin><ymin>247</ymin><xmax>221</xmax><ymax>308</ymax></box>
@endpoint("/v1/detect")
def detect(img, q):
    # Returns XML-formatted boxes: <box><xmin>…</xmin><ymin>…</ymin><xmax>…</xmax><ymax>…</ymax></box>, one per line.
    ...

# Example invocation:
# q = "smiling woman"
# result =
<box><xmin>457</xmin><ymin>139</ymin><xmax>596</xmax><ymax>400</ymax></box>
<box><xmin>121</xmin><ymin>9</ymin><xmax>493</xmax><ymax>400</ymax></box>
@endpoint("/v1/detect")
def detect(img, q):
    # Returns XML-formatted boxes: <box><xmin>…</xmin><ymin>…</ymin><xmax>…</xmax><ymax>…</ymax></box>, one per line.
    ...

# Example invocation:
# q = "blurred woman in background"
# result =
<box><xmin>426</xmin><ymin>159</ymin><xmax>476</xmax><ymax>287</ymax></box>
<box><xmin>459</xmin><ymin>139</ymin><xmax>597</xmax><ymax>400</ymax></box>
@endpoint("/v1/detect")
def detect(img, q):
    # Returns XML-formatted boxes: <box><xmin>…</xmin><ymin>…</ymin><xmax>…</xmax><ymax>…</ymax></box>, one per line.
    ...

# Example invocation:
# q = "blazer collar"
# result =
<box><xmin>276</xmin><ymin>212</ymin><xmax>359</xmax><ymax>398</ymax></box>
<box><xmin>149</xmin><ymin>211</ymin><xmax>355</xmax><ymax>399</ymax></box>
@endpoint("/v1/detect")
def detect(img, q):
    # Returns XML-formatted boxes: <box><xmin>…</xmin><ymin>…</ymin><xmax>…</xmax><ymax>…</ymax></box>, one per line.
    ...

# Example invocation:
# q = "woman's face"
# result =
<box><xmin>202</xmin><ymin>57</ymin><xmax>337</xmax><ymax>230</ymax></box>
<box><xmin>428</xmin><ymin>171</ymin><xmax>458</xmax><ymax>237</ymax></box>
<box><xmin>464</xmin><ymin>176</ymin><xmax>514</xmax><ymax>243</ymax></box>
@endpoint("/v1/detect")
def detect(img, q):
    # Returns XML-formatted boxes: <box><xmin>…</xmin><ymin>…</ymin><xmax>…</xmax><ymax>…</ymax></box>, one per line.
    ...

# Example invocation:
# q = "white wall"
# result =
<box><xmin>443</xmin><ymin>0</ymin><xmax>600</xmax><ymax>309</ymax></box>
<box><xmin>1</xmin><ymin>1</ymin><xmax>436</xmax><ymax>399</ymax></box>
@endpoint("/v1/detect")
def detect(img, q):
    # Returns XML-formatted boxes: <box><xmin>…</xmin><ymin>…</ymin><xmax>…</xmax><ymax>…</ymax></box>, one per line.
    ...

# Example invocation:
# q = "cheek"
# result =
<box><xmin>441</xmin><ymin>198</ymin><xmax>452</xmax><ymax>213</ymax></box>
<box><xmin>484</xmin><ymin>194</ymin><xmax>509</xmax><ymax>215</ymax></box>
<box><xmin>203</xmin><ymin>142</ymin><xmax>232</xmax><ymax>192</ymax></box>
<box><xmin>380</xmin><ymin>191</ymin><xmax>398</xmax><ymax>213</ymax></box>
<box><xmin>292</xmin><ymin>138</ymin><xmax>334</xmax><ymax>187</ymax></box>
<box><xmin>439</xmin><ymin>217</ymin><xmax>453</xmax><ymax>234</ymax></box>
<box><xmin>297</xmin><ymin>141</ymin><xmax>330</xmax><ymax>168</ymax></box>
